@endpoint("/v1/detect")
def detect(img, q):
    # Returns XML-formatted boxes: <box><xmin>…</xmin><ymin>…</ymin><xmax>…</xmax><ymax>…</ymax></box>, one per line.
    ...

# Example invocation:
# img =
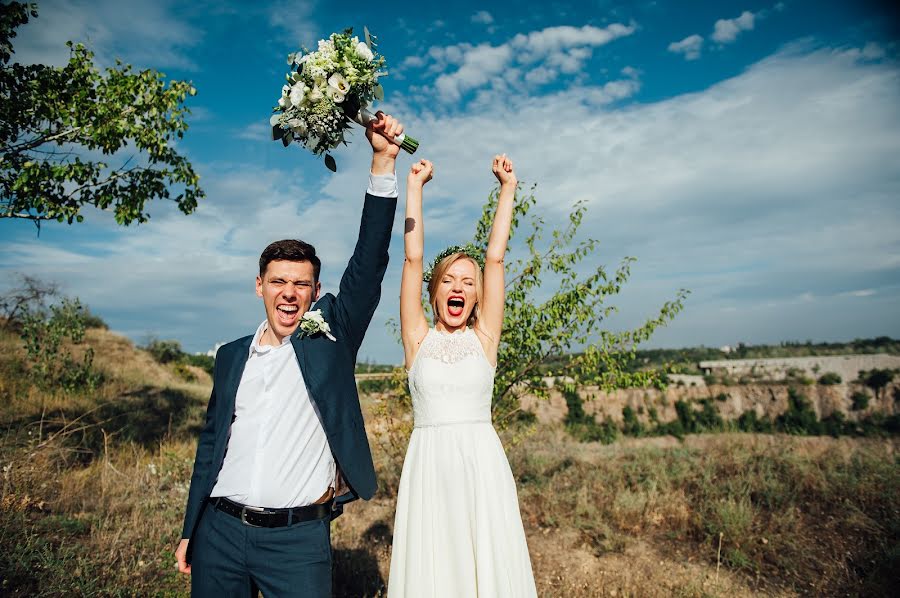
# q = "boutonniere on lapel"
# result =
<box><xmin>296</xmin><ymin>309</ymin><xmax>336</xmax><ymax>341</ymax></box>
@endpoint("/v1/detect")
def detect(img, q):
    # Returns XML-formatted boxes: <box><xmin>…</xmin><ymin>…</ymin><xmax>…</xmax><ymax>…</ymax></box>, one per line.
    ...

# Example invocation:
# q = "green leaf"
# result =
<box><xmin>324</xmin><ymin>154</ymin><xmax>337</xmax><ymax>172</ymax></box>
<box><xmin>374</xmin><ymin>84</ymin><xmax>384</xmax><ymax>101</ymax></box>
<box><xmin>0</xmin><ymin>9</ymin><xmax>204</xmax><ymax>226</ymax></box>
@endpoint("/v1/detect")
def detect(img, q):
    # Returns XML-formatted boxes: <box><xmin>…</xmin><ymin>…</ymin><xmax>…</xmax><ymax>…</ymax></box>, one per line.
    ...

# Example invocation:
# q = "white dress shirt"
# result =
<box><xmin>210</xmin><ymin>320</ymin><xmax>335</xmax><ymax>508</ymax></box>
<box><xmin>210</xmin><ymin>172</ymin><xmax>397</xmax><ymax>508</ymax></box>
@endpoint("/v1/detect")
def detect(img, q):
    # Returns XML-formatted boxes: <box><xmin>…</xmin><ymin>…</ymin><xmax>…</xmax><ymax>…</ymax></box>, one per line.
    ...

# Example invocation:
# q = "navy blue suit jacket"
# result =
<box><xmin>181</xmin><ymin>192</ymin><xmax>397</xmax><ymax>550</ymax></box>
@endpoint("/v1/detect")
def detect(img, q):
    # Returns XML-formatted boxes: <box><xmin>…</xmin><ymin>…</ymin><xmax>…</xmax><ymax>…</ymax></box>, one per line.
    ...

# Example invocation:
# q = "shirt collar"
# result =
<box><xmin>249</xmin><ymin>320</ymin><xmax>293</xmax><ymax>356</ymax></box>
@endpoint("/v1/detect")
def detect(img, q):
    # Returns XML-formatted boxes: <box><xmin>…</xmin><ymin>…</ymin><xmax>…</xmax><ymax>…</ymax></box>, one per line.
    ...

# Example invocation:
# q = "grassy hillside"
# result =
<box><xmin>1</xmin><ymin>326</ymin><xmax>898</xmax><ymax>596</ymax></box>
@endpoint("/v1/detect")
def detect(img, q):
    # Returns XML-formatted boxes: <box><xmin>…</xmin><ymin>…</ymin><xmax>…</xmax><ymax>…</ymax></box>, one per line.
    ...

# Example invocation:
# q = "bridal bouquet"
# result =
<box><xmin>270</xmin><ymin>28</ymin><xmax>418</xmax><ymax>170</ymax></box>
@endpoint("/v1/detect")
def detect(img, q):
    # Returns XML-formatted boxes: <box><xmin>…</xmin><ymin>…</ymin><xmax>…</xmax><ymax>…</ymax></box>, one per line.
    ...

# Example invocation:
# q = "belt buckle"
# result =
<box><xmin>240</xmin><ymin>505</ymin><xmax>263</xmax><ymax>527</ymax></box>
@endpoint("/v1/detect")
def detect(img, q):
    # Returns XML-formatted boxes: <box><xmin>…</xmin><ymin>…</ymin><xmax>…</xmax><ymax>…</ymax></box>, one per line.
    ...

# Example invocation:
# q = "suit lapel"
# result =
<box><xmin>291</xmin><ymin>333</ymin><xmax>330</xmax><ymax>424</ymax></box>
<box><xmin>290</xmin><ymin>333</ymin><xmax>313</xmax><ymax>393</ymax></box>
<box><xmin>220</xmin><ymin>337</ymin><xmax>251</xmax><ymax>426</ymax></box>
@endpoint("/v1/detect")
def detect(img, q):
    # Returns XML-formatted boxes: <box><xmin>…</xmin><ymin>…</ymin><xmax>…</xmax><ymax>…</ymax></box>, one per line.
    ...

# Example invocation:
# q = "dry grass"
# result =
<box><xmin>1</xmin><ymin>326</ymin><xmax>898</xmax><ymax>597</ymax></box>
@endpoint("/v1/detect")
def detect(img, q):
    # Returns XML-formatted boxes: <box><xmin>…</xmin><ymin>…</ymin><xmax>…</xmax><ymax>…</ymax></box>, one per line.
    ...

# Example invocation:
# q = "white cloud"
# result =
<box><xmin>267</xmin><ymin>0</ymin><xmax>318</xmax><ymax>47</ymax></box>
<box><xmin>4</xmin><ymin>42</ymin><xmax>899</xmax><ymax>359</ymax></box>
<box><xmin>668</xmin><ymin>34</ymin><xmax>704</xmax><ymax>60</ymax></box>
<box><xmin>712</xmin><ymin>10</ymin><xmax>756</xmax><ymax>43</ymax></box>
<box><xmin>418</xmin><ymin>23</ymin><xmax>635</xmax><ymax>103</ymax></box>
<box><xmin>387</xmin><ymin>43</ymin><xmax>900</xmax><ymax>351</ymax></box>
<box><xmin>235</xmin><ymin>121</ymin><xmax>272</xmax><ymax>142</ymax></box>
<box><xmin>434</xmin><ymin>43</ymin><xmax>513</xmax><ymax>102</ymax></box>
<box><xmin>510</xmin><ymin>23</ymin><xmax>634</xmax><ymax>59</ymax></box>
<box><xmin>402</xmin><ymin>55</ymin><xmax>426</xmax><ymax>69</ymax></box>
<box><xmin>10</xmin><ymin>0</ymin><xmax>201</xmax><ymax>70</ymax></box>
<box><xmin>471</xmin><ymin>10</ymin><xmax>494</xmax><ymax>25</ymax></box>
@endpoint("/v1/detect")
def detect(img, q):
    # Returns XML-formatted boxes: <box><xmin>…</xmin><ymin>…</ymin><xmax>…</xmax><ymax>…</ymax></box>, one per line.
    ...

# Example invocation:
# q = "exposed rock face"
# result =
<box><xmin>698</xmin><ymin>353</ymin><xmax>900</xmax><ymax>383</ymax></box>
<box><xmin>522</xmin><ymin>382</ymin><xmax>899</xmax><ymax>425</ymax></box>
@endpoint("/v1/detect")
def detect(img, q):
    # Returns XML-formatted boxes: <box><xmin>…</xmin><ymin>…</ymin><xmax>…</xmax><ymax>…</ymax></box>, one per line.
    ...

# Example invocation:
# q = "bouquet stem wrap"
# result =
<box><xmin>353</xmin><ymin>107</ymin><xmax>419</xmax><ymax>154</ymax></box>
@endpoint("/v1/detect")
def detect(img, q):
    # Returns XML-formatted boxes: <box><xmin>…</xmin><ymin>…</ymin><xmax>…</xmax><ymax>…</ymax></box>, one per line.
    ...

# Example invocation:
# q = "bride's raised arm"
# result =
<box><xmin>476</xmin><ymin>154</ymin><xmax>517</xmax><ymax>362</ymax></box>
<box><xmin>400</xmin><ymin>159</ymin><xmax>434</xmax><ymax>368</ymax></box>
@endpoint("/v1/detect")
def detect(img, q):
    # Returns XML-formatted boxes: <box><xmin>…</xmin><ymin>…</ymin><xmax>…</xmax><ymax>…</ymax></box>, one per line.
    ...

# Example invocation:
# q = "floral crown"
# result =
<box><xmin>423</xmin><ymin>243</ymin><xmax>485</xmax><ymax>283</ymax></box>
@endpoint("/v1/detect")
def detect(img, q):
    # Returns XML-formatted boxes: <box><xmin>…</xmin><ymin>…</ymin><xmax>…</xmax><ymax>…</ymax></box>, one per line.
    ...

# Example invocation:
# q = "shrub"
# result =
<box><xmin>172</xmin><ymin>362</ymin><xmax>197</xmax><ymax>382</ymax></box>
<box><xmin>776</xmin><ymin>387</ymin><xmax>821</xmax><ymax>435</ymax></box>
<box><xmin>512</xmin><ymin>410</ymin><xmax>537</xmax><ymax>425</ymax></box>
<box><xmin>181</xmin><ymin>353</ymin><xmax>214</xmax><ymax>376</ymax></box>
<box><xmin>737</xmin><ymin>410</ymin><xmax>773</xmax><ymax>433</ymax></box>
<box><xmin>621</xmin><ymin>405</ymin><xmax>644</xmax><ymax>437</ymax></box>
<box><xmin>563</xmin><ymin>387</ymin><xmax>617</xmax><ymax>444</ymax></box>
<box><xmin>860</xmin><ymin>369</ymin><xmax>894</xmax><ymax>399</ymax></box>
<box><xmin>821</xmin><ymin>411</ymin><xmax>847</xmax><ymax>437</ymax></box>
<box><xmin>818</xmin><ymin>372</ymin><xmax>842</xmax><ymax>385</ymax></box>
<box><xmin>20</xmin><ymin>297</ymin><xmax>103</xmax><ymax>392</ymax></box>
<box><xmin>143</xmin><ymin>338</ymin><xmax>183</xmax><ymax>364</ymax></box>
<box><xmin>695</xmin><ymin>398</ymin><xmax>724</xmax><ymax>431</ymax></box>
<box><xmin>0</xmin><ymin>274</ymin><xmax>59</xmax><ymax>330</ymax></box>
<box><xmin>81</xmin><ymin>307</ymin><xmax>108</xmax><ymax>329</ymax></box>
<box><xmin>358</xmin><ymin>377</ymin><xmax>395</xmax><ymax>394</ymax></box>
<box><xmin>674</xmin><ymin>400</ymin><xmax>697</xmax><ymax>434</ymax></box>
<box><xmin>851</xmin><ymin>391</ymin><xmax>871</xmax><ymax>411</ymax></box>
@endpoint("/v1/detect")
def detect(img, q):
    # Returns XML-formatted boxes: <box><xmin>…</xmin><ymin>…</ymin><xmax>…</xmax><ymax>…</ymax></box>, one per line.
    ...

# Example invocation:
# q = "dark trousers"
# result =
<box><xmin>190</xmin><ymin>503</ymin><xmax>332</xmax><ymax>597</ymax></box>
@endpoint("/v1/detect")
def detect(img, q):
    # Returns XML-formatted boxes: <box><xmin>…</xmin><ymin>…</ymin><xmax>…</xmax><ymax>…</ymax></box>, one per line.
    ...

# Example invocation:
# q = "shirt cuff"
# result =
<box><xmin>367</xmin><ymin>172</ymin><xmax>398</xmax><ymax>198</ymax></box>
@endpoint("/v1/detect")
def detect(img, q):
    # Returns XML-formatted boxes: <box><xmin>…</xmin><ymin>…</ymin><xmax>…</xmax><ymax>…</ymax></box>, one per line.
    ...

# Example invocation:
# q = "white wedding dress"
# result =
<box><xmin>387</xmin><ymin>328</ymin><xmax>537</xmax><ymax>597</ymax></box>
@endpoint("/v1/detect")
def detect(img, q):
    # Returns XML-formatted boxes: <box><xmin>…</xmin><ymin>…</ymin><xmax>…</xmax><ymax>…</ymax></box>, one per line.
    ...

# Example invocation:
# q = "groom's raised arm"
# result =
<box><xmin>333</xmin><ymin>113</ymin><xmax>403</xmax><ymax>350</ymax></box>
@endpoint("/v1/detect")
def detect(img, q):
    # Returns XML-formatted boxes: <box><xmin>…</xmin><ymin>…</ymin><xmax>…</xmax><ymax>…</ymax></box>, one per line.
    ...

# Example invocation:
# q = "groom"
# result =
<box><xmin>175</xmin><ymin>113</ymin><xmax>405</xmax><ymax>597</ymax></box>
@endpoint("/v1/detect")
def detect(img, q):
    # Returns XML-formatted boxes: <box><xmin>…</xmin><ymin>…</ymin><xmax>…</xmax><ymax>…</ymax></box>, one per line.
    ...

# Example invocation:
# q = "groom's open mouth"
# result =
<box><xmin>447</xmin><ymin>295</ymin><xmax>465</xmax><ymax>317</ymax></box>
<box><xmin>276</xmin><ymin>304</ymin><xmax>299</xmax><ymax>325</ymax></box>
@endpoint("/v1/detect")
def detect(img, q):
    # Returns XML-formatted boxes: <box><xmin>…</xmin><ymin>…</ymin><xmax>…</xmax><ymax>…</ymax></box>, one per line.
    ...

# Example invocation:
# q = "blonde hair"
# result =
<box><xmin>427</xmin><ymin>252</ymin><xmax>483</xmax><ymax>327</ymax></box>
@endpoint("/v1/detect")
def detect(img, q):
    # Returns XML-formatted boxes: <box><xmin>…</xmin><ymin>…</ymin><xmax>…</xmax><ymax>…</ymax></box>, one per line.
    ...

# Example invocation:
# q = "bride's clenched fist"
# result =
<box><xmin>408</xmin><ymin>159</ymin><xmax>434</xmax><ymax>187</ymax></box>
<box><xmin>492</xmin><ymin>154</ymin><xmax>516</xmax><ymax>187</ymax></box>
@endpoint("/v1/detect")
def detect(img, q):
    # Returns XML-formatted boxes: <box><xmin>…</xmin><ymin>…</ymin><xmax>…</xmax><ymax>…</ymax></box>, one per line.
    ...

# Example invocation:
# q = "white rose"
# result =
<box><xmin>355</xmin><ymin>42</ymin><xmax>374</xmax><ymax>62</ymax></box>
<box><xmin>289</xmin><ymin>83</ymin><xmax>306</xmax><ymax>107</ymax></box>
<box><xmin>308</xmin><ymin>86</ymin><xmax>324</xmax><ymax>103</ymax></box>
<box><xmin>327</xmin><ymin>86</ymin><xmax>345</xmax><ymax>103</ymax></box>
<box><xmin>269</xmin><ymin>114</ymin><xmax>281</xmax><ymax>126</ymax></box>
<box><xmin>278</xmin><ymin>96</ymin><xmax>287</xmax><ymax>107</ymax></box>
<box><xmin>288</xmin><ymin>118</ymin><xmax>307</xmax><ymax>135</ymax></box>
<box><xmin>327</xmin><ymin>73</ymin><xmax>351</xmax><ymax>94</ymax></box>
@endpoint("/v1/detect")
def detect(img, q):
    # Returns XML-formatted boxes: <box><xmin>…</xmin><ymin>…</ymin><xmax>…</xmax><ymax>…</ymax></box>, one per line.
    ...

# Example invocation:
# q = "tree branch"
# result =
<box><xmin>2</xmin><ymin>125</ymin><xmax>85</xmax><ymax>155</ymax></box>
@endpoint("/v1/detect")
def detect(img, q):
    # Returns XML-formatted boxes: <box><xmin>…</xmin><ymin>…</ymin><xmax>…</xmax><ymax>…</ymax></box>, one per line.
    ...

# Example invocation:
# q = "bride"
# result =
<box><xmin>387</xmin><ymin>154</ymin><xmax>537</xmax><ymax>597</ymax></box>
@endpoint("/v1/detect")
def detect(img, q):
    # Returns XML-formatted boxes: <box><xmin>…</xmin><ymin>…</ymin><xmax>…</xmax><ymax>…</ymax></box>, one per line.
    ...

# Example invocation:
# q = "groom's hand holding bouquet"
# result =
<box><xmin>367</xmin><ymin>111</ymin><xmax>405</xmax><ymax>174</ymax></box>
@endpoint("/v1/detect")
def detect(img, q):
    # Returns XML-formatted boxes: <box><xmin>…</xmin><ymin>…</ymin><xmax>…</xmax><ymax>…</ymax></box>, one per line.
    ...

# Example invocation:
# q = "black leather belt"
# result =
<box><xmin>211</xmin><ymin>496</ymin><xmax>333</xmax><ymax>528</ymax></box>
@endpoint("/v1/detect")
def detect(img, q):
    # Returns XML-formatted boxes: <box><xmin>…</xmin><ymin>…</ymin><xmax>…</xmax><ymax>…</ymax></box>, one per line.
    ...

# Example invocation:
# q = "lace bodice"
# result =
<box><xmin>407</xmin><ymin>328</ymin><xmax>495</xmax><ymax>427</ymax></box>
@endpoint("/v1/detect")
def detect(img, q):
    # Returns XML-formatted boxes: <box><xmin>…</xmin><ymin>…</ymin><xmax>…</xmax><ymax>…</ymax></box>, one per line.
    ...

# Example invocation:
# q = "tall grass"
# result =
<box><xmin>510</xmin><ymin>431</ymin><xmax>900</xmax><ymax>595</ymax></box>
<box><xmin>2</xmin><ymin>326</ymin><xmax>899</xmax><ymax>596</ymax></box>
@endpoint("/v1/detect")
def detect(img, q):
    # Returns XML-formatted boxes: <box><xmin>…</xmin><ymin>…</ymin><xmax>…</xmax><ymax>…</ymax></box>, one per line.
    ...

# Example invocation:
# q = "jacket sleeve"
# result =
<box><xmin>180</xmin><ymin>352</ymin><xmax>222</xmax><ymax>540</ymax></box>
<box><xmin>333</xmin><ymin>192</ymin><xmax>398</xmax><ymax>351</ymax></box>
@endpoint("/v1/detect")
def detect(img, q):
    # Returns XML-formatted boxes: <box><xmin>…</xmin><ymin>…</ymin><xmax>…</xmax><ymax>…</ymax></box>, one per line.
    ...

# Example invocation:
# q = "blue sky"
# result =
<box><xmin>1</xmin><ymin>0</ymin><xmax>899</xmax><ymax>361</ymax></box>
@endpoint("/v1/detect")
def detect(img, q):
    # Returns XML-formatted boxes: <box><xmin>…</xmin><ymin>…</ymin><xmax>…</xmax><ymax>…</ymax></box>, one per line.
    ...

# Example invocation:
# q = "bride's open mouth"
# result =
<box><xmin>447</xmin><ymin>295</ymin><xmax>465</xmax><ymax>317</ymax></box>
<box><xmin>276</xmin><ymin>304</ymin><xmax>299</xmax><ymax>325</ymax></box>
